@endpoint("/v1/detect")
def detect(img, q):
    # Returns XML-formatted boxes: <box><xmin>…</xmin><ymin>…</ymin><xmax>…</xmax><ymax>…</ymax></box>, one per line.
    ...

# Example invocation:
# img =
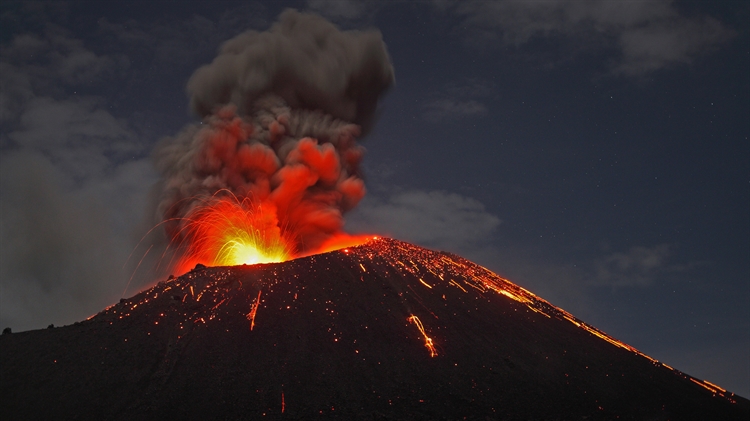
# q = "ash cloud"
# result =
<box><xmin>186</xmin><ymin>9</ymin><xmax>393</xmax><ymax>131</ymax></box>
<box><xmin>154</xmin><ymin>9</ymin><xmax>394</xmax><ymax>257</ymax></box>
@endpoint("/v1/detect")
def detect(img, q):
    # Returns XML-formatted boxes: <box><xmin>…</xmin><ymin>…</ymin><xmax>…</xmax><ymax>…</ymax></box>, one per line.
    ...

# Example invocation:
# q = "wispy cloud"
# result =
<box><xmin>96</xmin><ymin>4</ymin><xmax>270</xmax><ymax>71</ymax></box>
<box><xmin>0</xmin><ymin>25</ymin><xmax>156</xmax><ymax>331</ymax></box>
<box><xmin>437</xmin><ymin>0</ymin><xmax>734</xmax><ymax>75</ymax></box>
<box><xmin>422</xmin><ymin>99</ymin><xmax>488</xmax><ymax>122</ymax></box>
<box><xmin>592</xmin><ymin>244</ymin><xmax>692</xmax><ymax>287</ymax></box>
<box><xmin>346</xmin><ymin>189</ymin><xmax>501</xmax><ymax>253</ymax></box>
<box><xmin>306</xmin><ymin>0</ymin><xmax>374</xmax><ymax>21</ymax></box>
<box><xmin>421</xmin><ymin>78</ymin><xmax>493</xmax><ymax>122</ymax></box>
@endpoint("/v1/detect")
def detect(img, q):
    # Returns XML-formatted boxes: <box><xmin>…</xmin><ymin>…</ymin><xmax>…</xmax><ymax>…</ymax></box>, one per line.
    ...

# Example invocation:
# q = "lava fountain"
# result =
<box><xmin>172</xmin><ymin>192</ymin><xmax>378</xmax><ymax>275</ymax></box>
<box><xmin>173</xmin><ymin>194</ymin><xmax>292</xmax><ymax>274</ymax></box>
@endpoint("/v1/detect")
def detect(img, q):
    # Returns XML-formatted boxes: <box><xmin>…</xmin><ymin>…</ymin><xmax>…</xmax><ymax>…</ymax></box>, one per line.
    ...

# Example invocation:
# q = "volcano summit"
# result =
<box><xmin>1</xmin><ymin>238</ymin><xmax>747</xmax><ymax>420</ymax></box>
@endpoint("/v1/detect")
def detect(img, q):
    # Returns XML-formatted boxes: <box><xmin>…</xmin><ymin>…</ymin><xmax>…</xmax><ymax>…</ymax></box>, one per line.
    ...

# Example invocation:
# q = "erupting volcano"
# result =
<box><xmin>2</xmin><ymin>238</ymin><xmax>747</xmax><ymax>420</ymax></box>
<box><xmin>2</xmin><ymin>9</ymin><xmax>746</xmax><ymax>421</ymax></box>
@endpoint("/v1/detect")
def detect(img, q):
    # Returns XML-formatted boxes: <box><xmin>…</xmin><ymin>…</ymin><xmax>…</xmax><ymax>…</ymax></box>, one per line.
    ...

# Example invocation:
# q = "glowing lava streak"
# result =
<box><xmin>408</xmin><ymin>315</ymin><xmax>437</xmax><ymax>357</ymax></box>
<box><xmin>175</xmin><ymin>196</ymin><xmax>292</xmax><ymax>274</ymax></box>
<box><xmin>247</xmin><ymin>290</ymin><xmax>262</xmax><ymax>331</ymax></box>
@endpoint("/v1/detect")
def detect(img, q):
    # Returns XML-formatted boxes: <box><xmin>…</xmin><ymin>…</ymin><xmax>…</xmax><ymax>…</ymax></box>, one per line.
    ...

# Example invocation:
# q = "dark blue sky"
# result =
<box><xmin>1</xmin><ymin>0</ymin><xmax>747</xmax><ymax>397</ymax></box>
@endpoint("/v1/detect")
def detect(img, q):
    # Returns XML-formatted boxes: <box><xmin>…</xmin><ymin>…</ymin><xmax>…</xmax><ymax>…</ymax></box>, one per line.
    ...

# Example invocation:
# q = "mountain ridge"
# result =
<box><xmin>1</xmin><ymin>237</ymin><xmax>747</xmax><ymax>420</ymax></box>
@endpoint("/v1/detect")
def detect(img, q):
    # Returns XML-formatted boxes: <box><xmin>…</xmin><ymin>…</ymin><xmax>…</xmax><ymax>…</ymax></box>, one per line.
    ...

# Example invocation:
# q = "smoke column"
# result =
<box><xmin>153</xmin><ymin>9</ymin><xmax>394</xmax><ymax>270</ymax></box>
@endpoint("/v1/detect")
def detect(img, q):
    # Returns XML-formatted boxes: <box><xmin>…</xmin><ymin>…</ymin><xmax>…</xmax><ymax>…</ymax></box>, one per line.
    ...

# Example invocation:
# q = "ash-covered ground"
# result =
<box><xmin>2</xmin><ymin>238</ymin><xmax>747</xmax><ymax>420</ymax></box>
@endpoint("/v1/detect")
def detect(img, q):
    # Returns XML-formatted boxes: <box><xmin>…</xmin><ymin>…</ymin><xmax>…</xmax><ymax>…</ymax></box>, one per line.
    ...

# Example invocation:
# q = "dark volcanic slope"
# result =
<box><xmin>2</xmin><ymin>238</ymin><xmax>747</xmax><ymax>420</ymax></box>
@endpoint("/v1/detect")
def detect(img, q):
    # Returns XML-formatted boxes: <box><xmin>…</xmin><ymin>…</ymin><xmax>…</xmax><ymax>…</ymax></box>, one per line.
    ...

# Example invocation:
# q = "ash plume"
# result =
<box><xmin>187</xmin><ymin>9</ymin><xmax>393</xmax><ymax>130</ymax></box>
<box><xmin>153</xmin><ymin>9</ymin><xmax>394</xmax><ymax>257</ymax></box>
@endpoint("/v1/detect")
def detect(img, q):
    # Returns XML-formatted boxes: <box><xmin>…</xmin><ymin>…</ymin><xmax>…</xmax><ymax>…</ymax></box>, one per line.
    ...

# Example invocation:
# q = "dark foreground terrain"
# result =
<box><xmin>2</xmin><ymin>238</ymin><xmax>747</xmax><ymax>420</ymax></box>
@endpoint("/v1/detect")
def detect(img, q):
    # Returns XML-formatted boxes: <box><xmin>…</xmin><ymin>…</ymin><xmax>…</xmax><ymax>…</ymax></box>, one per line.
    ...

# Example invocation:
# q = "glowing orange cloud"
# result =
<box><xmin>174</xmin><ymin>195</ymin><xmax>292</xmax><ymax>274</ymax></box>
<box><xmin>170</xmin><ymin>192</ymin><xmax>378</xmax><ymax>275</ymax></box>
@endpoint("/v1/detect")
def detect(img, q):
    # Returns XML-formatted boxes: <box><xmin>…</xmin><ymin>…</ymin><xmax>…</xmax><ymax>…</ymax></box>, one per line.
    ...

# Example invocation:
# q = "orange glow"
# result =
<box><xmin>449</xmin><ymin>279</ymin><xmax>468</xmax><ymax>293</ymax></box>
<box><xmin>690</xmin><ymin>378</ymin><xmax>718</xmax><ymax>393</ymax></box>
<box><xmin>169</xmin><ymin>192</ymin><xmax>379</xmax><ymax>275</ymax></box>
<box><xmin>175</xmin><ymin>196</ymin><xmax>291</xmax><ymax>274</ymax></box>
<box><xmin>247</xmin><ymin>290</ymin><xmax>262</xmax><ymax>331</ymax></box>
<box><xmin>408</xmin><ymin>315</ymin><xmax>437</xmax><ymax>357</ymax></box>
<box><xmin>703</xmin><ymin>380</ymin><xmax>726</xmax><ymax>393</ymax></box>
<box><xmin>299</xmin><ymin>233</ymin><xmax>378</xmax><ymax>257</ymax></box>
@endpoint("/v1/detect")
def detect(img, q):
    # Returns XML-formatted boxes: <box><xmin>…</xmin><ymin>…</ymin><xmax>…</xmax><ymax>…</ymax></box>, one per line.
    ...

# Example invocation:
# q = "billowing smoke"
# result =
<box><xmin>153</xmin><ymin>9</ymin><xmax>394</xmax><ymax>260</ymax></box>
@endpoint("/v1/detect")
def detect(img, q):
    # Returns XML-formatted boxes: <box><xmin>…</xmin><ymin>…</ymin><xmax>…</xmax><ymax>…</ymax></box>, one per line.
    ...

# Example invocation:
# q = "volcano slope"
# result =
<box><xmin>1</xmin><ymin>238</ymin><xmax>747</xmax><ymax>420</ymax></box>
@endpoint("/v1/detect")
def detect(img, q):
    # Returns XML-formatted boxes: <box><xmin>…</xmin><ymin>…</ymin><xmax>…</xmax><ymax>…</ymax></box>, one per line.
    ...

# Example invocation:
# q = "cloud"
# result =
<box><xmin>593</xmin><ymin>244</ymin><xmax>685</xmax><ymax>287</ymax></box>
<box><xmin>421</xmin><ymin>78</ymin><xmax>493</xmax><ymax>122</ymax></box>
<box><xmin>0</xmin><ymin>151</ymin><xmax>154</xmax><ymax>330</ymax></box>
<box><xmin>423</xmin><ymin>99</ymin><xmax>488</xmax><ymax>122</ymax></box>
<box><xmin>614</xmin><ymin>16</ymin><xmax>732</xmax><ymax>75</ymax></box>
<box><xmin>7</xmin><ymin>97</ymin><xmax>140</xmax><ymax>178</ymax></box>
<box><xmin>495</xmin><ymin>243</ymin><xmax>689</xmax><ymax>312</ymax></box>
<box><xmin>439</xmin><ymin>0</ymin><xmax>735</xmax><ymax>75</ymax></box>
<box><xmin>96</xmin><ymin>3</ymin><xmax>271</xmax><ymax>75</ymax></box>
<box><xmin>306</xmin><ymin>0</ymin><xmax>371</xmax><ymax>21</ymax></box>
<box><xmin>185</xmin><ymin>9</ymin><xmax>394</xmax><ymax>130</ymax></box>
<box><xmin>305</xmin><ymin>0</ymin><xmax>388</xmax><ymax>24</ymax></box>
<box><xmin>443</xmin><ymin>78</ymin><xmax>496</xmax><ymax>98</ymax></box>
<box><xmin>0</xmin><ymin>27</ymin><xmax>155</xmax><ymax>331</ymax></box>
<box><xmin>346</xmin><ymin>189</ymin><xmax>501</xmax><ymax>253</ymax></box>
<box><xmin>0</xmin><ymin>28</ymin><xmax>125</xmax><ymax>125</ymax></box>
<box><xmin>98</xmin><ymin>15</ymin><xmax>219</xmax><ymax>69</ymax></box>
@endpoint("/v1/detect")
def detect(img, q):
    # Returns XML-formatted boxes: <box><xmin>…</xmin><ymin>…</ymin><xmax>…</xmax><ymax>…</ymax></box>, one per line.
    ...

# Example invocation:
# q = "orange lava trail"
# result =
<box><xmin>211</xmin><ymin>298</ymin><xmax>226</xmax><ymax>311</ymax></box>
<box><xmin>418</xmin><ymin>278</ymin><xmax>433</xmax><ymax>289</ymax></box>
<box><xmin>690</xmin><ymin>378</ymin><xmax>718</xmax><ymax>394</ymax></box>
<box><xmin>247</xmin><ymin>290</ymin><xmax>262</xmax><ymax>331</ymax></box>
<box><xmin>703</xmin><ymin>380</ymin><xmax>726</xmax><ymax>393</ymax></box>
<box><xmin>408</xmin><ymin>315</ymin><xmax>437</xmax><ymax>357</ymax></box>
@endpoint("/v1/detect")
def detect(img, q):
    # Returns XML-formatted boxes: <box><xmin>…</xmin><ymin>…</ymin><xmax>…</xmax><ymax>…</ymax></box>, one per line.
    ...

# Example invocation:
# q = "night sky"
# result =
<box><xmin>1</xmin><ymin>0</ymin><xmax>748</xmax><ymax>398</ymax></box>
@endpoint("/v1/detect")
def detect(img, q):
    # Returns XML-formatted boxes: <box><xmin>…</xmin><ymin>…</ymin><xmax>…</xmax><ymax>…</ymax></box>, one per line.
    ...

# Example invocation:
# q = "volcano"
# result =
<box><xmin>1</xmin><ymin>238</ymin><xmax>747</xmax><ymax>420</ymax></box>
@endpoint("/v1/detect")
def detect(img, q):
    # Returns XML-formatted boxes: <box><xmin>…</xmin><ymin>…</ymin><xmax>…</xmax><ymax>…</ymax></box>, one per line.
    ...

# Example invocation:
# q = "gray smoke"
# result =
<box><xmin>187</xmin><ymin>8</ymin><xmax>394</xmax><ymax>131</ymax></box>
<box><xmin>153</xmin><ymin>9</ymin><xmax>394</xmax><ymax>257</ymax></box>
